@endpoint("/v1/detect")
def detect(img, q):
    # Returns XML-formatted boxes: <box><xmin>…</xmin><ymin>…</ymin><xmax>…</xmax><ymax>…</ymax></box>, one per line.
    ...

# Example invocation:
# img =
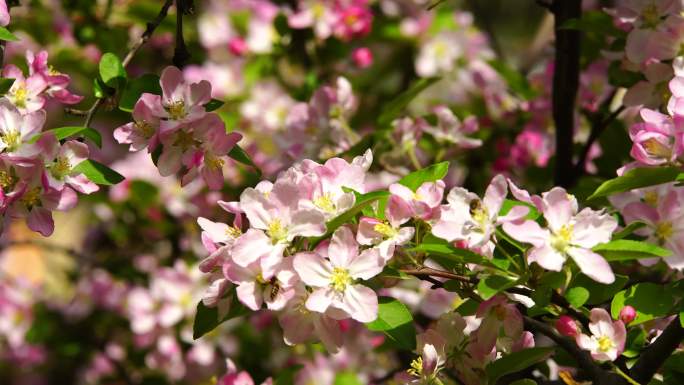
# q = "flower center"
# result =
<box><xmin>374</xmin><ymin>222</ymin><xmax>398</xmax><ymax>239</ymax></box>
<box><xmin>225</xmin><ymin>226</ymin><xmax>242</xmax><ymax>239</ymax></box>
<box><xmin>12</xmin><ymin>85</ymin><xmax>28</xmax><ymax>109</ymax></box>
<box><xmin>470</xmin><ymin>199</ymin><xmax>489</xmax><ymax>230</ymax></box>
<box><xmin>165</xmin><ymin>100</ymin><xmax>187</xmax><ymax>120</ymax></box>
<box><xmin>0</xmin><ymin>170</ymin><xmax>15</xmax><ymax>189</ymax></box>
<box><xmin>656</xmin><ymin>221</ymin><xmax>673</xmax><ymax>242</ymax></box>
<box><xmin>50</xmin><ymin>156</ymin><xmax>71</xmax><ymax>180</ymax></box>
<box><xmin>551</xmin><ymin>224</ymin><xmax>573</xmax><ymax>252</ymax></box>
<box><xmin>1</xmin><ymin>129</ymin><xmax>21</xmax><ymax>152</ymax></box>
<box><xmin>314</xmin><ymin>193</ymin><xmax>336</xmax><ymax>213</ymax></box>
<box><xmin>641</xmin><ymin>3</ymin><xmax>661</xmax><ymax>28</ymax></box>
<box><xmin>643</xmin><ymin>191</ymin><xmax>659</xmax><ymax>207</ymax></box>
<box><xmin>134</xmin><ymin>120</ymin><xmax>155</xmax><ymax>138</ymax></box>
<box><xmin>642</xmin><ymin>138</ymin><xmax>672</xmax><ymax>159</ymax></box>
<box><xmin>173</xmin><ymin>130</ymin><xmax>200</xmax><ymax>151</ymax></box>
<box><xmin>330</xmin><ymin>267</ymin><xmax>352</xmax><ymax>292</ymax></box>
<box><xmin>598</xmin><ymin>335</ymin><xmax>614</xmax><ymax>352</ymax></box>
<box><xmin>407</xmin><ymin>356</ymin><xmax>423</xmax><ymax>378</ymax></box>
<box><xmin>204</xmin><ymin>153</ymin><xmax>225</xmax><ymax>171</ymax></box>
<box><xmin>266</xmin><ymin>219</ymin><xmax>288</xmax><ymax>244</ymax></box>
<box><xmin>20</xmin><ymin>187</ymin><xmax>42</xmax><ymax>209</ymax></box>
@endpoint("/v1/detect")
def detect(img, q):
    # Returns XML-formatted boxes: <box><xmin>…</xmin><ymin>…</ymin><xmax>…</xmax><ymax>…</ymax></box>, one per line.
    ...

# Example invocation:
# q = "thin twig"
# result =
<box><xmin>629</xmin><ymin>315</ymin><xmax>684</xmax><ymax>384</ymax></box>
<box><xmin>74</xmin><ymin>0</ymin><xmax>174</xmax><ymax>127</ymax></box>
<box><xmin>572</xmin><ymin>104</ymin><xmax>625</xmax><ymax>182</ymax></box>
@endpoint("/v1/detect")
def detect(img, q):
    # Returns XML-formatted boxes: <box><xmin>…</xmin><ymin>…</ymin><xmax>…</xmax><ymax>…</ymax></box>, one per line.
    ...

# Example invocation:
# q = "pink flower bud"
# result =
<box><xmin>619</xmin><ymin>305</ymin><xmax>636</xmax><ymax>324</ymax></box>
<box><xmin>352</xmin><ymin>47</ymin><xmax>373</xmax><ymax>68</ymax></box>
<box><xmin>556</xmin><ymin>315</ymin><xmax>579</xmax><ymax>337</ymax></box>
<box><xmin>228</xmin><ymin>37</ymin><xmax>248</xmax><ymax>56</ymax></box>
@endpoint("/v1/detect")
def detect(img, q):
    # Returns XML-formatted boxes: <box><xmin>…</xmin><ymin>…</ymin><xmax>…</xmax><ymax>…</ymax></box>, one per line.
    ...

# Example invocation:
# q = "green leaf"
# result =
<box><xmin>99</xmin><ymin>52</ymin><xmax>127</xmax><ymax>88</ymax></box>
<box><xmin>73</xmin><ymin>160</ymin><xmax>125</xmax><ymax>185</ymax></box>
<box><xmin>589</xmin><ymin>167</ymin><xmax>682</xmax><ymax>199</ymax></box>
<box><xmin>612</xmin><ymin>222</ymin><xmax>646</xmax><ymax>240</ymax></box>
<box><xmin>611</xmin><ymin>283</ymin><xmax>676</xmax><ymax>325</ymax></box>
<box><xmin>485</xmin><ymin>347</ymin><xmax>554</xmax><ymax>383</ymax></box>
<box><xmin>228</xmin><ymin>144</ymin><xmax>261</xmax><ymax>175</ymax></box>
<box><xmin>0</xmin><ymin>26</ymin><xmax>18</xmax><ymax>41</ymax></box>
<box><xmin>192</xmin><ymin>296</ymin><xmax>249</xmax><ymax>339</ymax></box>
<box><xmin>608</xmin><ymin>61</ymin><xmax>645</xmax><ymax>88</ymax></box>
<box><xmin>560</xmin><ymin>11</ymin><xmax>621</xmax><ymax>36</ymax></box>
<box><xmin>565</xmin><ymin>286</ymin><xmax>590</xmax><ymax>308</ymax></box>
<box><xmin>397</xmin><ymin>161</ymin><xmax>449</xmax><ymax>191</ymax></box>
<box><xmin>204</xmin><ymin>98</ymin><xmax>225</xmax><ymax>112</ymax></box>
<box><xmin>315</xmin><ymin>191</ymin><xmax>390</xmax><ymax>242</ymax></box>
<box><xmin>366</xmin><ymin>297</ymin><xmax>416</xmax><ymax>350</ymax></box>
<box><xmin>568</xmin><ymin>274</ymin><xmax>628</xmax><ymax>306</ymax></box>
<box><xmin>119</xmin><ymin>74</ymin><xmax>161</xmax><ymax>112</ymax></box>
<box><xmin>0</xmin><ymin>78</ymin><xmax>14</xmax><ymax>95</ymax></box>
<box><xmin>488</xmin><ymin>60</ymin><xmax>535</xmax><ymax>99</ymax></box>
<box><xmin>411</xmin><ymin>234</ymin><xmax>502</xmax><ymax>271</ymax></box>
<box><xmin>499</xmin><ymin>199</ymin><xmax>539</xmax><ymax>220</ymax></box>
<box><xmin>273</xmin><ymin>365</ymin><xmax>303</xmax><ymax>385</ymax></box>
<box><xmin>593</xmin><ymin>239</ymin><xmax>671</xmax><ymax>261</ymax></box>
<box><xmin>477</xmin><ymin>275</ymin><xmax>517</xmax><ymax>300</ymax></box>
<box><xmin>378</xmin><ymin>77</ymin><xmax>440</xmax><ymax>126</ymax></box>
<box><xmin>50</xmin><ymin>126</ymin><xmax>102</xmax><ymax>148</ymax></box>
<box><xmin>334</xmin><ymin>372</ymin><xmax>362</xmax><ymax>385</ymax></box>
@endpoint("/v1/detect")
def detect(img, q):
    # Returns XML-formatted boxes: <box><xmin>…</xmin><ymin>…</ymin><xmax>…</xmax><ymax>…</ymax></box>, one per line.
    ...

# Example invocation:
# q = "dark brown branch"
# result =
<box><xmin>550</xmin><ymin>0</ymin><xmax>582</xmax><ymax>188</ymax></box>
<box><xmin>629</xmin><ymin>315</ymin><xmax>684</xmax><ymax>384</ymax></box>
<box><xmin>172</xmin><ymin>0</ymin><xmax>191</xmax><ymax>68</ymax></box>
<box><xmin>400</xmin><ymin>267</ymin><xmax>473</xmax><ymax>283</ymax></box>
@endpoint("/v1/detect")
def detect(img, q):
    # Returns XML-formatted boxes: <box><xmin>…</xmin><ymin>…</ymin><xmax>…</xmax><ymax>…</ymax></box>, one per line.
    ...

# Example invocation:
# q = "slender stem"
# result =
<box><xmin>172</xmin><ymin>0</ymin><xmax>191</xmax><ymax>68</ymax></box>
<box><xmin>572</xmin><ymin>104</ymin><xmax>625</xmax><ymax>183</ymax></box>
<box><xmin>400</xmin><ymin>267</ymin><xmax>473</xmax><ymax>283</ymax></box>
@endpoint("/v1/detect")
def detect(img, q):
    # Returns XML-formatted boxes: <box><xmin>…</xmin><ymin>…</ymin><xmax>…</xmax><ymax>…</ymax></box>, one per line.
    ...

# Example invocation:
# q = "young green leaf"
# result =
<box><xmin>192</xmin><ymin>295</ymin><xmax>249</xmax><ymax>339</ymax></box>
<box><xmin>611</xmin><ymin>283</ymin><xmax>676</xmax><ymax>325</ymax></box>
<box><xmin>0</xmin><ymin>26</ymin><xmax>19</xmax><ymax>41</ymax></box>
<box><xmin>119</xmin><ymin>74</ymin><xmax>161</xmax><ymax>112</ymax></box>
<box><xmin>397</xmin><ymin>161</ymin><xmax>449</xmax><ymax>191</ymax></box>
<box><xmin>99</xmin><ymin>52</ymin><xmax>127</xmax><ymax>88</ymax></box>
<box><xmin>565</xmin><ymin>286</ymin><xmax>590</xmax><ymax>308</ymax></box>
<box><xmin>50</xmin><ymin>126</ymin><xmax>103</xmax><ymax>148</ymax></box>
<box><xmin>73</xmin><ymin>160</ymin><xmax>125</xmax><ymax>185</ymax></box>
<box><xmin>378</xmin><ymin>77</ymin><xmax>440</xmax><ymax>126</ymax></box>
<box><xmin>228</xmin><ymin>144</ymin><xmax>261</xmax><ymax>176</ymax></box>
<box><xmin>589</xmin><ymin>167</ymin><xmax>682</xmax><ymax>199</ymax></box>
<box><xmin>485</xmin><ymin>347</ymin><xmax>554</xmax><ymax>383</ymax></box>
<box><xmin>334</xmin><ymin>372</ymin><xmax>362</xmax><ymax>385</ymax></box>
<box><xmin>593</xmin><ymin>239</ymin><xmax>671</xmax><ymax>261</ymax></box>
<box><xmin>0</xmin><ymin>78</ymin><xmax>14</xmax><ymax>95</ymax></box>
<box><xmin>366</xmin><ymin>297</ymin><xmax>416</xmax><ymax>350</ymax></box>
<box><xmin>204</xmin><ymin>98</ymin><xmax>225</xmax><ymax>112</ymax></box>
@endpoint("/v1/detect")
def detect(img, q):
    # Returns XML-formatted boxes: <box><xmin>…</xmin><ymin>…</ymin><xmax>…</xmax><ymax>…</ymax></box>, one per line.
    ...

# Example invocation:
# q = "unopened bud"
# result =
<box><xmin>556</xmin><ymin>315</ymin><xmax>579</xmax><ymax>337</ymax></box>
<box><xmin>352</xmin><ymin>47</ymin><xmax>373</xmax><ymax>69</ymax></box>
<box><xmin>619</xmin><ymin>305</ymin><xmax>636</xmax><ymax>324</ymax></box>
<box><xmin>228</xmin><ymin>38</ymin><xmax>248</xmax><ymax>56</ymax></box>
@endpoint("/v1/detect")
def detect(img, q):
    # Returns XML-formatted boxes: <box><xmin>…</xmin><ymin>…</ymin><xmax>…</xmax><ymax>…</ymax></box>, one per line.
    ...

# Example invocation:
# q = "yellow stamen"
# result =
<box><xmin>165</xmin><ymin>100</ymin><xmax>187</xmax><ymax>120</ymax></box>
<box><xmin>134</xmin><ymin>120</ymin><xmax>155</xmax><ymax>138</ymax></box>
<box><xmin>330</xmin><ymin>267</ymin><xmax>352</xmax><ymax>292</ymax></box>
<box><xmin>374</xmin><ymin>222</ymin><xmax>398</xmax><ymax>239</ymax></box>
<box><xmin>20</xmin><ymin>187</ymin><xmax>42</xmax><ymax>209</ymax></box>
<box><xmin>267</xmin><ymin>219</ymin><xmax>288</xmax><ymax>244</ymax></box>
<box><xmin>598</xmin><ymin>335</ymin><xmax>614</xmax><ymax>352</ymax></box>
<box><xmin>50</xmin><ymin>157</ymin><xmax>71</xmax><ymax>180</ymax></box>
<box><xmin>656</xmin><ymin>221</ymin><xmax>673</xmax><ymax>242</ymax></box>
<box><xmin>643</xmin><ymin>191</ymin><xmax>659</xmax><ymax>207</ymax></box>
<box><xmin>314</xmin><ymin>193</ymin><xmax>336</xmax><ymax>213</ymax></box>
<box><xmin>1</xmin><ymin>129</ymin><xmax>21</xmax><ymax>152</ymax></box>
<box><xmin>551</xmin><ymin>224</ymin><xmax>574</xmax><ymax>252</ymax></box>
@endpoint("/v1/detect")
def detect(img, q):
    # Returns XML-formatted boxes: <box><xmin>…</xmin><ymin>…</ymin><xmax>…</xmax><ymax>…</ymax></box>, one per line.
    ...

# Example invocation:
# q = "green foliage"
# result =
<box><xmin>485</xmin><ymin>347</ymin><xmax>554</xmax><ymax>383</ymax></box>
<box><xmin>589</xmin><ymin>167</ymin><xmax>683</xmax><ymax>199</ymax></box>
<box><xmin>409</xmin><ymin>234</ymin><xmax>497</xmax><ymax>270</ymax></box>
<box><xmin>0</xmin><ymin>26</ymin><xmax>18</xmax><ymax>41</ymax></box>
<box><xmin>0</xmin><ymin>77</ymin><xmax>14</xmax><ymax>94</ymax></box>
<box><xmin>366</xmin><ymin>297</ymin><xmax>416</xmax><ymax>350</ymax></box>
<box><xmin>273</xmin><ymin>365</ymin><xmax>303</xmax><ymax>385</ymax></box>
<box><xmin>611</xmin><ymin>283</ymin><xmax>677</xmax><ymax>325</ymax></box>
<box><xmin>397</xmin><ymin>161</ymin><xmax>449</xmax><ymax>191</ymax></box>
<box><xmin>477</xmin><ymin>275</ymin><xmax>518</xmax><ymax>300</ymax></box>
<box><xmin>228</xmin><ymin>144</ymin><xmax>262</xmax><ymax>176</ymax></box>
<box><xmin>98</xmin><ymin>52</ymin><xmax>127</xmax><ymax>88</ymax></box>
<box><xmin>488</xmin><ymin>60</ymin><xmax>536</xmax><ymax>99</ymax></box>
<box><xmin>593</xmin><ymin>239</ymin><xmax>671</xmax><ymax>261</ymax></box>
<box><xmin>378</xmin><ymin>77</ymin><xmax>440</xmax><ymax>126</ymax></box>
<box><xmin>567</xmin><ymin>274</ymin><xmax>628</xmax><ymax>306</ymax></box>
<box><xmin>314</xmin><ymin>190</ymin><xmax>390</xmax><ymax>243</ymax></box>
<box><xmin>73</xmin><ymin>160</ymin><xmax>125</xmax><ymax>185</ymax></box>
<box><xmin>192</xmin><ymin>296</ymin><xmax>249</xmax><ymax>339</ymax></box>
<box><xmin>565</xmin><ymin>286</ymin><xmax>590</xmax><ymax>308</ymax></box>
<box><xmin>50</xmin><ymin>126</ymin><xmax>102</xmax><ymax>147</ymax></box>
<box><xmin>119</xmin><ymin>74</ymin><xmax>161</xmax><ymax>112</ymax></box>
<box><xmin>204</xmin><ymin>98</ymin><xmax>225</xmax><ymax>112</ymax></box>
<box><xmin>334</xmin><ymin>372</ymin><xmax>363</xmax><ymax>385</ymax></box>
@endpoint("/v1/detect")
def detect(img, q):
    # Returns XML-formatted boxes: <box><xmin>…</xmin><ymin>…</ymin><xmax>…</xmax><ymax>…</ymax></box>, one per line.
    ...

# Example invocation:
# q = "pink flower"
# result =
<box><xmin>356</xmin><ymin>195</ymin><xmax>414</xmax><ymax>260</ymax></box>
<box><xmin>432</xmin><ymin>175</ymin><xmax>529</xmax><ymax>248</ymax></box>
<box><xmin>503</xmin><ymin>187</ymin><xmax>618</xmax><ymax>284</ymax></box>
<box><xmin>288</xmin><ymin>0</ymin><xmax>337</xmax><ymax>40</ymax></box>
<box><xmin>0</xmin><ymin>99</ymin><xmax>46</xmax><ymax>163</ymax></box>
<box><xmin>576</xmin><ymin>308</ymin><xmax>626</xmax><ymax>362</ymax></box>
<box><xmin>38</xmin><ymin>135</ymin><xmax>99</xmax><ymax>194</ymax></box>
<box><xmin>556</xmin><ymin>315</ymin><xmax>579</xmax><ymax>337</ymax></box>
<box><xmin>114</xmin><ymin>94</ymin><xmax>161</xmax><ymax>152</ymax></box>
<box><xmin>628</xmin><ymin>108</ymin><xmax>684</xmax><ymax>166</ymax></box>
<box><xmin>228</xmin><ymin>37</ymin><xmax>249</xmax><ymax>56</ymax></box>
<box><xmin>333</xmin><ymin>0</ymin><xmax>373</xmax><ymax>41</ymax></box>
<box><xmin>623</xmin><ymin>62</ymin><xmax>672</xmax><ymax>108</ymax></box>
<box><xmin>224</xmin><ymin>257</ymin><xmax>297</xmax><ymax>311</ymax></box>
<box><xmin>472</xmin><ymin>295</ymin><xmax>523</xmax><ymax>359</ymax></box>
<box><xmin>388</xmin><ymin>180</ymin><xmax>445</xmax><ymax>220</ymax></box>
<box><xmin>409</xmin><ymin>332</ymin><xmax>446</xmax><ymax>384</ymax></box>
<box><xmin>26</xmin><ymin>50</ymin><xmax>83</xmax><ymax>105</ymax></box>
<box><xmin>0</xmin><ymin>1</ymin><xmax>9</xmax><ymax>27</ymax></box>
<box><xmin>293</xmin><ymin>226</ymin><xmax>384</xmax><ymax>322</ymax></box>
<box><xmin>2</xmin><ymin>64</ymin><xmax>47</xmax><ymax>113</ymax></box>
<box><xmin>352</xmin><ymin>47</ymin><xmax>373</xmax><ymax>68</ymax></box>
<box><xmin>158</xmin><ymin>66</ymin><xmax>211</xmax><ymax>133</ymax></box>
<box><xmin>424</xmin><ymin>106</ymin><xmax>482</xmax><ymax>148</ymax></box>
<box><xmin>232</xmin><ymin>179</ymin><xmax>326</xmax><ymax>277</ymax></box>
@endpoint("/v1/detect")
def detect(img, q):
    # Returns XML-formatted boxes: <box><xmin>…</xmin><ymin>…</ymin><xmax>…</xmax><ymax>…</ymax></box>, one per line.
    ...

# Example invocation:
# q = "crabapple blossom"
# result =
<box><xmin>576</xmin><ymin>308</ymin><xmax>626</xmax><ymax>362</ymax></box>
<box><xmin>556</xmin><ymin>315</ymin><xmax>580</xmax><ymax>337</ymax></box>
<box><xmin>2</xmin><ymin>64</ymin><xmax>47</xmax><ymax>113</ymax></box>
<box><xmin>293</xmin><ymin>226</ymin><xmax>384</xmax><ymax>323</ymax></box>
<box><xmin>25</xmin><ymin>50</ymin><xmax>83</xmax><ymax>105</ymax></box>
<box><xmin>503</xmin><ymin>187</ymin><xmax>618</xmax><ymax>284</ymax></box>
<box><xmin>37</xmin><ymin>135</ymin><xmax>98</xmax><ymax>194</ymax></box>
<box><xmin>113</xmin><ymin>94</ymin><xmax>161</xmax><ymax>152</ymax></box>
<box><xmin>357</xmin><ymin>195</ymin><xmax>414</xmax><ymax>260</ymax></box>
<box><xmin>224</xmin><ymin>257</ymin><xmax>297</xmax><ymax>311</ymax></box>
<box><xmin>424</xmin><ymin>106</ymin><xmax>482</xmax><ymax>148</ymax></box>
<box><xmin>432</xmin><ymin>174</ymin><xmax>529</xmax><ymax>249</ymax></box>
<box><xmin>351</xmin><ymin>47</ymin><xmax>373</xmax><ymax>68</ymax></box>
<box><xmin>472</xmin><ymin>294</ymin><xmax>523</xmax><ymax>359</ymax></box>
<box><xmin>629</xmin><ymin>108</ymin><xmax>684</xmax><ymax>166</ymax></box>
<box><xmin>0</xmin><ymin>100</ymin><xmax>45</xmax><ymax>163</ymax></box>
<box><xmin>388</xmin><ymin>180</ymin><xmax>445</xmax><ymax>220</ymax></box>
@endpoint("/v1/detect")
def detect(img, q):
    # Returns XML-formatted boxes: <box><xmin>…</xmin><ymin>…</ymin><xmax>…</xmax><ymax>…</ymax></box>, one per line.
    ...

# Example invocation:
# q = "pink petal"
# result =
<box><xmin>567</xmin><ymin>247</ymin><xmax>615</xmax><ymax>284</ymax></box>
<box><xmin>328</xmin><ymin>226</ymin><xmax>359</xmax><ymax>268</ymax></box>
<box><xmin>293</xmin><ymin>251</ymin><xmax>333</xmax><ymax>287</ymax></box>
<box><xmin>340</xmin><ymin>285</ymin><xmax>378</xmax><ymax>323</ymax></box>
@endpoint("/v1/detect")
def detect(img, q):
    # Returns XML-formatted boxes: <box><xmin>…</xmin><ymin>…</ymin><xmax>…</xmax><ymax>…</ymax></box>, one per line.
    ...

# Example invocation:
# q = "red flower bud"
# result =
<box><xmin>556</xmin><ymin>315</ymin><xmax>579</xmax><ymax>337</ymax></box>
<box><xmin>619</xmin><ymin>305</ymin><xmax>636</xmax><ymax>324</ymax></box>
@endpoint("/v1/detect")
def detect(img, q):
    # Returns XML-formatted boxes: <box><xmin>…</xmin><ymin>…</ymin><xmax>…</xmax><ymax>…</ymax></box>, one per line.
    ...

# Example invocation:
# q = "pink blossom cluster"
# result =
<box><xmin>115</xmin><ymin>66</ymin><xmax>242</xmax><ymax>189</ymax></box>
<box><xmin>0</xmin><ymin>51</ymin><xmax>95</xmax><ymax>236</ymax></box>
<box><xmin>0</xmin><ymin>278</ymin><xmax>46</xmax><ymax>367</ymax></box>
<box><xmin>288</xmin><ymin>0</ymin><xmax>374</xmax><ymax>41</ymax></box>
<box><xmin>557</xmin><ymin>309</ymin><xmax>627</xmax><ymax>362</ymax></box>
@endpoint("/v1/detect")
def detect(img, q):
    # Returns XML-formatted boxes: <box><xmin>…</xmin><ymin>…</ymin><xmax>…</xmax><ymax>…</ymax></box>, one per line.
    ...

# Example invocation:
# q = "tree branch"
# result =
<box><xmin>629</xmin><ymin>315</ymin><xmax>684</xmax><ymax>384</ymax></box>
<box><xmin>172</xmin><ymin>0</ymin><xmax>191</xmax><ymax>68</ymax></box>
<box><xmin>75</xmin><ymin>0</ymin><xmax>174</xmax><ymax>127</ymax></box>
<box><xmin>550</xmin><ymin>0</ymin><xmax>582</xmax><ymax>188</ymax></box>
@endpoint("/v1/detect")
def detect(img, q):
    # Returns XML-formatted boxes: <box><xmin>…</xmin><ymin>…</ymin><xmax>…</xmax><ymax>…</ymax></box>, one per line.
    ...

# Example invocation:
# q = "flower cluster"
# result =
<box><xmin>115</xmin><ymin>66</ymin><xmax>242</xmax><ymax>189</ymax></box>
<box><xmin>0</xmin><ymin>51</ymin><xmax>93</xmax><ymax>236</ymax></box>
